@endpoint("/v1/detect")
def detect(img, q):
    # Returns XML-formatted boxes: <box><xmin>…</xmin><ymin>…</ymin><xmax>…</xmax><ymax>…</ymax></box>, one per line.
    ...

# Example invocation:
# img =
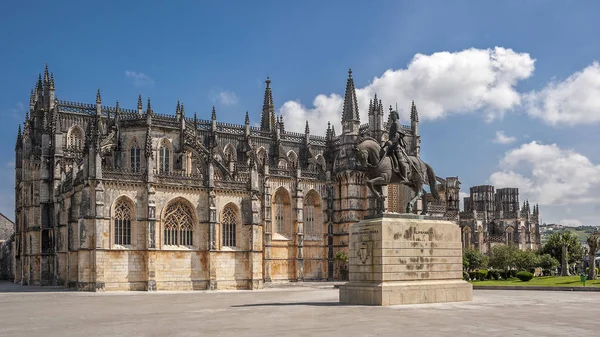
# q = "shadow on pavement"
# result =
<box><xmin>0</xmin><ymin>281</ymin><xmax>73</xmax><ymax>293</ymax></box>
<box><xmin>232</xmin><ymin>302</ymin><xmax>341</xmax><ymax>307</ymax></box>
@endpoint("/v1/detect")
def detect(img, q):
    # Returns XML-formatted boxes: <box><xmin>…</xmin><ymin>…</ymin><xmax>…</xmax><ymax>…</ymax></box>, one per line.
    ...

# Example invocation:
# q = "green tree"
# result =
<box><xmin>463</xmin><ymin>248</ymin><xmax>488</xmax><ymax>271</ymax></box>
<box><xmin>513</xmin><ymin>250</ymin><xmax>540</xmax><ymax>272</ymax></box>
<box><xmin>488</xmin><ymin>245</ymin><xmax>518</xmax><ymax>271</ymax></box>
<box><xmin>538</xmin><ymin>254</ymin><xmax>559</xmax><ymax>272</ymax></box>
<box><xmin>540</xmin><ymin>231</ymin><xmax>585</xmax><ymax>276</ymax></box>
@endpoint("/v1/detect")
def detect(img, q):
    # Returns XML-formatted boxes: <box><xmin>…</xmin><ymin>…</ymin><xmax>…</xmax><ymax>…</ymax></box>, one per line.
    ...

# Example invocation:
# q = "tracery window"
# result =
<box><xmin>164</xmin><ymin>200</ymin><xmax>194</xmax><ymax>246</ymax></box>
<box><xmin>275</xmin><ymin>193</ymin><xmax>285</xmax><ymax>234</ymax></box>
<box><xmin>130</xmin><ymin>139</ymin><xmax>141</xmax><ymax>172</ymax></box>
<box><xmin>304</xmin><ymin>193</ymin><xmax>317</xmax><ymax>236</ymax></box>
<box><xmin>114</xmin><ymin>199</ymin><xmax>132</xmax><ymax>245</ymax></box>
<box><xmin>222</xmin><ymin>205</ymin><xmax>237</xmax><ymax>247</ymax></box>
<box><xmin>68</xmin><ymin>128</ymin><xmax>83</xmax><ymax>151</ymax></box>
<box><xmin>272</xmin><ymin>189</ymin><xmax>291</xmax><ymax>236</ymax></box>
<box><xmin>159</xmin><ymin>140</ymin><xmax>170</xmax><ymax>174</ymax></box>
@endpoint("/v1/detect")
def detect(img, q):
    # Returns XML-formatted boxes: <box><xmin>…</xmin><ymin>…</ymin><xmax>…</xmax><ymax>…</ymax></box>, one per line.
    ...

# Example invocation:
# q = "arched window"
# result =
<box><xmin>287</xmin><ymin>151</ymin><xmax>298</xmax><ymax>168</ymax></box>
<box><xmin>130</xmin><ymin>138</ymin><xmax>141</xmax><ymax>172</ymax></box>
<box><xmin>159</xmin><ymin>140</ymin><xmax>170</xmax><ymax>174</ymax></box>
<box><xmin>462</xmin><ymin>227</ymin><xmax>471</xmax><ymax>250</ymax></box>
<box><xmin>256</xmin><ymin>148</ymin><xmax>267</xmax><ymax>167</ymax></box>
<box><xmin>304</xmin><ymin>192</ymin><xmax>320</xmax><ymax>237</ymax></box>
<box><xmin>222</xmin><ymin>204</ymin><xmax>237</xmax><ymax>247</ymax></box>
<box><xmin>68</xmin><ymin>127</ymin><xmax>83</xmax><ymax>151</ymax></box>
<box><xmin>273</xmin><ymin>188</ymin><xmax>291</xmax><ymax>236</ymax></box>
<box><xmin>114</xmin><ymin>199</ymin><xmax>132</xmax><ymax>245</ymax></box>
<box><xmin>164</xmin><ymin>200</ymin><xmax>194</xmax><ymax>246</ymax></box>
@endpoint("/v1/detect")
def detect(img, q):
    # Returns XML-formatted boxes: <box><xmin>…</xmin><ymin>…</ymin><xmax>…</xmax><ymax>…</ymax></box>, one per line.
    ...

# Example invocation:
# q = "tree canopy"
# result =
<box><xmin>540</xmin><ymin>231</ymin><xmax>585</xmax><ymax>265</ymax></box>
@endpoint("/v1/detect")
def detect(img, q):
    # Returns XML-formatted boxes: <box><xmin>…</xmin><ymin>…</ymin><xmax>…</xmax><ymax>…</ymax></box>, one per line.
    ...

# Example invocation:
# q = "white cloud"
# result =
<box><xmin>217</xmin><ymin>90</ymin><xmax>238</xmax><ymax>106</ymax></box>
<box><xmin>559</xmin><ymin>219</ymin><xmax>583</xmax><ymax>227</ymax></box>
<box><xmin>125</xmin><ymin>71</ymin><xmax>154</xmax><ymax>86</ymax></box>
<box><xmin>489</xmin><ymin>141</ymin><xmax>600</xmax><ymax>206</ymax></box>
<box><xmin>280</xmin><ymin>47</ymin><xmax>535</xmax><ymax>135</ymax></box>
<box><xmin>493</xmin><ymin>130</ymin><xmax>516</xmax><ymax>144</ymax></box>
<box><xmin>524</xmin><ymin>62</ymin><xmax>600</xmax><ymax>126</ymax></box>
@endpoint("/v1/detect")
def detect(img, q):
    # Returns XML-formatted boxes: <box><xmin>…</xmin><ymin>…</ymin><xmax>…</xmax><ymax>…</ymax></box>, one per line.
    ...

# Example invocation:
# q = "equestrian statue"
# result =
<box><xmin>353</xmin><ymin>110</ymin><xmax>440</xmax><ymax>214</ymax></box>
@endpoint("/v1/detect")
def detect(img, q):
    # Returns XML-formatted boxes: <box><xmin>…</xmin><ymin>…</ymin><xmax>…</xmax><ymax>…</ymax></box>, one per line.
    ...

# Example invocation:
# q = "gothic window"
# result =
<box><xmin>159</xmin><ymin>140</ymin><xmax>170</xmax><ymax>174</ymax></box>
<box><xmin>256</xmin><ymin>148</ymin><xmax>267</xmax><ymax>167</ymax></box>
<box><xmin>224</xmin><ymin>144</ymin><xmax>236</xmax><ymax>163</ymax></box>
<box><xmin>222</xmin><ymin>204</ymin><xmax>237</xmax><ymax>247</ymax></box>
<box><xmin>68</xmin><ymin>127</ymin><xmax>83</xmax><ymax>151</ymax></box>
<box><xmin>114</xmin><ymin>199</ymin><xmax>132</xmax><ymax>246</ymax></box>
<box><xmin>287</xmin><ymin>151</ymin><xmax>298</xmax><ymax>168</ymax></box>
<box><xmin>304</xmin><ymin>192</ymin><xmax>320</xmax><ymax>237</ymax></box>
<box><xmin>273</xmin><ymin>188</ymin><xmax>291</xmax><ymax>236</ymax></box>
<box><xmin>163</xmin><ymin>199</ymin><xmax>194</xmax><ymax>247</ymax></box>
<box><xmin>130</xmin><ymin>139</ymin><xmax>141</xmax><ymax>172</ymax></box>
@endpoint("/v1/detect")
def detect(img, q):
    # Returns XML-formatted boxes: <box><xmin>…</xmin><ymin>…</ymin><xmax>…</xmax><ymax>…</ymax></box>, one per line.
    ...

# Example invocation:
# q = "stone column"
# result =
<box><xmin>208</xmin><ymin>190</ymin><xmax>217</xmax><ymax>290</ymax></box>
<box><xmin>295</xmin><ymin>181</ymin><xmax>304</xmax><ymax>281</ymax></box>
<box><xmin>263</xmin><ymin>184</ymin><xmax>272</xmax><ymax>282</ymax></box>
<box><xmin>146</xmin><ymin>185</ymin><xmax>157</xmax><ymax>291</ymax></box>
<box><xmin>249</xmin><ymin>191</ymin><xmax>263</xmax><ymax>289</ymax></box>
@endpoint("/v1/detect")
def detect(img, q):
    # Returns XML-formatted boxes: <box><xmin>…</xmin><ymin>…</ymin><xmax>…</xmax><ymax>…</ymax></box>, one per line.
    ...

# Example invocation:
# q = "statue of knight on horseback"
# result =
<box><xmin>353</xmin><ymin>110</ymin><xmax>440</xmax><ymax>214</ymax></box>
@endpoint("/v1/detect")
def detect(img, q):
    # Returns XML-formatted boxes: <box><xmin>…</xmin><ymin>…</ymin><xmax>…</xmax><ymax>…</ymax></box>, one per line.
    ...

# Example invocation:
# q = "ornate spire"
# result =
<box><xmin>146</xmin><ymin>97</ymin><xmax>152</xmax><ymax>116</ymax></box>
<box><xmin>25</xmin><ymin>109</ymin><xmax>29</xmax><ymax>122</ymax></box>
<box><xmin>49</xmin><ymin>73</ymin><xmax>55</xmax><ymax>90</ymax></box>
<box><xmin>387</xmin><ymin>105</ymin><xmax>393</xmax><ymax>126</ymax></box>
<box><xmin>342</xmin><ymin>68</ymin><xmax>359</xmax><ymax>122</ymax></box>
<box><xmin>305</xmin><ymin>120</ymin><xmax>310</xmax><ymax>134</ymax></box>
<box><xmin>180</xmin><ymin>103</ymin><xmax>185</xmax><ymax>117</ymax></box>
<box><xmin>326</xmin><ymin>121</ymin><xmax>332</xmax><ymax>140</ymax></box>
<box><xmin>96</xmin><ymin>89</ymin><xmax>102</xmax><ymax>104</ymax></box>
<box><xmin>43</xmin><ymin>64</ymin><xmax>49</xmax><ymax>86</ymax></box>
<box><xmin>193</xmin><ymin>111</ymin><xmax>198</xmax><ymax>130</ymax></box>
<box><xmin>145</xmin><ymin>123</ymin><xmax>153</xmax><ymax>159</ymax></box>
<box><xmin>115</xmin><ymin>100</ymin><xmax>121</xmax><ymax>120</ymax></box>
<box><xmin>261</xmin><ymin>76</ymin><xmax>275</xmax><ymax>131</ymax></box>
<box><xmin>410</xmin><ymin>100</ymin><xmax>419</xmax><ymax>122</ymax></box>
<box><xmin>36</xmin><ymin>74</ymin><xmax>43</xmax><ymax>92</ymax></box>
<box><xmin>211</xmin><ymin>105</ymin><xmax>216</xmax><ymax>120</ymax></box>
<box><xmin>15</xmin><ymin>125</ymin><xmax>22</xmax><ymax>150</ymax></box>
<box><xmin>245</xmin><ymin>111</ymin><xmax>250</xmax><ymax>125</ymax></box>
<box><xmin>176</xmin><ymin>100</ymin><xmax>181</xmax><ymax>119</ymax></box>
<box><xmin>29</xmin><ymin>89</ymin><xmax>34</xmax><ymax>106</ymax></box>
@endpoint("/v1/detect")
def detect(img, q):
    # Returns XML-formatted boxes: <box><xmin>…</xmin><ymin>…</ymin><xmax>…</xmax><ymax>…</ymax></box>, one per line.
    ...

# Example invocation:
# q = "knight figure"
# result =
<box><xmin>383</xmin><ymin>110</ymin><xmax>409</xmax><ymax>182</ymax></box>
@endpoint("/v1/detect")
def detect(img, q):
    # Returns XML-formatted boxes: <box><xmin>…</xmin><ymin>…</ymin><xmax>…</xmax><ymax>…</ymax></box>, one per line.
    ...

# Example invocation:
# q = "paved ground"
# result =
<box><xmin>0</xmin><ymin>281</ymin><xmax>597</xmax><ymax>337</ymax></box>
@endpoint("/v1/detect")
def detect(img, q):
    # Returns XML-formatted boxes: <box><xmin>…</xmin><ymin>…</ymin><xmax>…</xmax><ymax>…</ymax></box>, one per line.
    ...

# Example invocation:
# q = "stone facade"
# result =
<box><xmin>460</xmin><ymin>185</ymin><xmax>541</xmax><ymax>253</ymax></box>
<box><xmin>14</xmin><ymin>65</ymin><xmax>459</xmax><ymax>291</ymax></box>
<box><xmin>0</xmin><ymin>213</ymin><xmax>15</xmax><ymax>280</ymax></box>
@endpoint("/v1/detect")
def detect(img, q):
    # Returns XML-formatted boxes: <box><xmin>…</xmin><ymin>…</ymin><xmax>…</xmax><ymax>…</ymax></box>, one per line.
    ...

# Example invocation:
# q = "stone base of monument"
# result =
<box><xmin>338</xmin><ymin>213</ymin><xmax>472</xmax><ymax>306</ymax></box>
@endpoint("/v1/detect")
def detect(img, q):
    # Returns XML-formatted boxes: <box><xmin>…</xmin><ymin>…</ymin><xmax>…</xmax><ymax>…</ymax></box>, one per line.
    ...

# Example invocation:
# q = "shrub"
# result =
<box><xmin>516</xmin><ymin>271</ymin><xmax>533</xmax><ymax>282</ymax></box>
<box><xmin>469</xmin><ymin>271</ymin><xmax>476</xmax><ymax>280</ymax></box>
<box><xmin>476</xmin><ymin>270</ymin><xmax>488</xmax><ymax>281</ymax></box>
<box><xmin>488</xmin><ymin>269</ymin><xmax>500</xmax><ymax>280</ymax></box>
<box><xmin>463</xmin><ymin>271</ymin><xmax>470</xmax><ymax>281</ymax></box>
<box><xmin>585</xmin><ymin>267</ymin><xmax>599</xmax><ymax>274</ymax></box>
<box><xmin>509</xmin><ymin>270</ymin><xmax>518</xmax><ymax>278</ymax></box>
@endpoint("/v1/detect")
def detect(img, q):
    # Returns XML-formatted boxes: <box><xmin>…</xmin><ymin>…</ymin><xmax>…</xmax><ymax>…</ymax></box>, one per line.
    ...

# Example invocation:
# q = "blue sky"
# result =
<box><xmin>1</xmin><ymin>0</ymin><xmax>600</xmax><ymax>225</ymax></box>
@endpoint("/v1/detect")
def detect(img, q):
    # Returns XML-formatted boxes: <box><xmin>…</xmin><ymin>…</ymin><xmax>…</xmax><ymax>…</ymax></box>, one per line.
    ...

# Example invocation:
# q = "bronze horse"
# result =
<box><xmin>353</xmin><ymin>137</ymin><xmax>440</xmax><ymax>214</ymax></box>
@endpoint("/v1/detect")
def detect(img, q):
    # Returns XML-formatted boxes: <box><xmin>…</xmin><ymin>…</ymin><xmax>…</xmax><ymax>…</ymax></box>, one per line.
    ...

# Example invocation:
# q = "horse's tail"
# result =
<box><xmin>425</xmin><ymin>163</ymin><xmax>440</xmax><ymax>200</ymax></box>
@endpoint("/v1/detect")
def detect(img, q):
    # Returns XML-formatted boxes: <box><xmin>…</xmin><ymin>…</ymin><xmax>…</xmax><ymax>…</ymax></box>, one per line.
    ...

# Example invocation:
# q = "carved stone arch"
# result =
<box><xmin>272</xmin><ymin>187</ymin><xmax>292</xmax><ymax>237</ymax></box>
<box><xmin>303</xmin><ymin>189</ymin><xmax>323</xmax><ymax>238</ymax></box>
<box><xmin>66</xmin><ymin>125</ymin><xmax>84</xmax><ymax>151</ymax></box>
<box><xmin>111</xmin><ymin>196</ymin><xmax>136</xmax><ymax>247</ymax></box>
<box><xmin>287</xmin><ymin>150</ymin><xmax>298</xmax><ymax>168</ymax></box>
<box><xmin>223</xmin><ymin>143</ymin><xmax>237</xmax><ymax>163</ymax></box>
<box><xmin>314</xmin><ymin>154</ymin><xmax>326</xmax><ymax>171</ymax></box>
<box><xmin>256</xmin><ymin>146</ymin><xmax>268</xmax><ymax>168</ymax></box>
<box><xmin>161</xmin><ymin>197</ymin><xmax>196</xmax><ymax>247</ymax></box>
<box><xmin>220</xmin><ymin>202</ymin><xmax>240</xmax><ymax>248</ymax></box>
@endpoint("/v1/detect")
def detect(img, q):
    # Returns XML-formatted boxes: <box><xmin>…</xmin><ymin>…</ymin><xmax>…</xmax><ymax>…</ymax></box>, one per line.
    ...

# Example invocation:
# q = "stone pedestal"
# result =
<box><xmin>339</xmin><ymin>214</ymin><xmax>472</xmax><ymax>306</ymax></box>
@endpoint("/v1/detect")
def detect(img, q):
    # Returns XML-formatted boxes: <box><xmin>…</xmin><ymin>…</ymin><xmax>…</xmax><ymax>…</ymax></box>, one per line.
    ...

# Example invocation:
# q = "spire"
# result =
<box><xmin>261</xmin><ymin>76</ymin><xmax>275</xmax><ymax>131</ymax></box>
<box><xmin>49</xmin><ymin>73</ymin><xmax>55</xmax><ymax>90</ymax></box>
<box><xmin>211</xmin><ymin>105</ymin><xmax>216</xmax><ymax>120</ymax></box>
<box><xmin>96</xmin><ymin>89</ymin><xmax>102</xmax><ymax>104</ymax></box>
<box><xmin>146</xmin><ymin>97</ymin><xmax>152</xmax><ymax>116</ymax></box>
<box><xmin>193</xmin><ymin>111</ymin><xmax>198</xmax><ymax>130</ymax></box>
<box><xmin>25</xmin><ymin>109</ymin><xmax>29</xmax><ymax>122</ymax></box>
<box><xmin>29</xmin><ymin>89</ymin><xmax>34</xmax><ymax>107</ymax></box>
<box><xmin>43</xmin><ymin>64</ymin><xmax>49</xmax><ymax>85</ymax></box>
<box><xmin>326</xmin><ymin>121</ymin><xmax>332</xmax><ymax>140</ymax></box>
<box><xmin>368</xmin><ymin>99</ymin><xmax>373</xmax><ymax>116</ymax></box>
<box><xmin>410</xmin><ymin>100</ymin><xmax>419</xmax><ymax>122</ymax></box>
<box><xmin>137</xmin><ymin>94</ymin><xmax>143</xmax><ymax>116</ymax></box>
<box><xmin>245</xmin><ymin>111</ymin><xmax>250</xmax><ymax>125</ymax></box>
<box><xmin>181</xmin><ymin>103</ymin><xmax>185</xmax><ymax>117</ymax></box>
<box><xmin>36</xmin><ymin>74</ymin><xmax>43</xmax><ymax>92</ymax></box>
<box><xmin>115</xmin><ymin>100</ymin><xmax>121</xmax><ymax>121</ymax></box>
<box><xmin>16</xmin><ymin>125</ymin><xmax>22</xmax><ymax>150</ymax></box>
<box><xmin>145</xmin><ymin>123</ymin><xmax>153</xmax><ymax>159</ymax></box>
<box><xmin>342</xmin><ymin>68</ymin><xmax>359</xmax><ymax>122</ymax></box>
<box><xmin>387</xmin><ymin>105</ymin><xmax>393</xmax><ymax>126</ymax></box>
<box><xmin>305</xmin><ymin>120</ymin><xmax>310</xmax><ymax>134</ymax></box>
<box><xmin>175</xmin><ymin>100</ymin><xmax>181</xmax><ymax>120</ymax></box>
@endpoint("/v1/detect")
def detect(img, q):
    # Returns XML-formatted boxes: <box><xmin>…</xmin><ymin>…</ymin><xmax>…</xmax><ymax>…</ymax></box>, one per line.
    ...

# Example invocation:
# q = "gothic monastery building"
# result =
<box><xmin>14</xmin><ymin>65</ymin><xmax>524</xmax><ymax>291</ymax></box>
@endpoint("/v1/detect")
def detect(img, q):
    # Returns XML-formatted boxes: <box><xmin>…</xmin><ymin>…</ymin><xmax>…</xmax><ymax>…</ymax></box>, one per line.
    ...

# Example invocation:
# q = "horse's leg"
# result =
<box><xmin>421</xmin><ymin>188</ymin><xmax>428</xmax><ymax>215</ymax></box>
<box><xmin>367</xmin><ymin>177</ymin><xmax>386</xmax><ymax>200</ymax></box>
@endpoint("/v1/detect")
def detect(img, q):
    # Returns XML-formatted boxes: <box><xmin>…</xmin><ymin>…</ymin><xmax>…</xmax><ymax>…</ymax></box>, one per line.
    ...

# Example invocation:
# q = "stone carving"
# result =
<box><xmin>353</xmin><ymin>137</ymin><xmax>440</xmax><ymax>214</ymax></box>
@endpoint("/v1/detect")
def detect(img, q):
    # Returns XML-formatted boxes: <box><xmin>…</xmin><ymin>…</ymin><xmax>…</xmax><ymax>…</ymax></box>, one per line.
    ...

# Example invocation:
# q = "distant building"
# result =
<box><xmin>0</xmin><ymin>213</ymin><xmax>14</xmax><ymax>242</ymax></box>
<box><xmin>459</xmin><ymin>185</ymin><xmax>541</xmax><ymax>253</ymax></box>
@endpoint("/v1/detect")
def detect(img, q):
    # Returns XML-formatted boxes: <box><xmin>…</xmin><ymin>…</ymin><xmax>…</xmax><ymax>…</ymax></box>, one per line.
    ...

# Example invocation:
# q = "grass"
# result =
<box><xmin>469</xmin><ymin>276</ymin><xmax>600</xmax><ymax>287</ymax></box>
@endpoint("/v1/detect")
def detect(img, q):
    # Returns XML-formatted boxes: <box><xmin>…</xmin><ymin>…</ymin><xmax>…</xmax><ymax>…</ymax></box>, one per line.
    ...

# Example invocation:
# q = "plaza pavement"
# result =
<box><xmin>0</xmin><ymin>281</ymin><xmax>596</xmax><ymax>337</ymax></box>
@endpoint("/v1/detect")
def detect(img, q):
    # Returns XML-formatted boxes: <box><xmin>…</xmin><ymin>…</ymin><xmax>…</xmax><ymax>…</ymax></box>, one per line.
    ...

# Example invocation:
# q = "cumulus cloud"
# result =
<box><xmin>493</xmin><ymin>130</ymin><xmax>516</xmax><ymax>144</ymax></box>
<box><xmin>280</xmin><ymin>47</ymin><xmax>535</xmax><ymax>135</ymax></box>
<box><xmin>524</xmin><ymin>62</ymin><xmax>600</xmax><ymax>126</ymax></box>
<box><xmin>217</xmin><ymin>90</ymin><xmax>238</xmax><ymax>106</ymax></box>
<box><xmin>125</xmin><ymin>71</ymin><xmax>154</xmax><ymax>86</ymax></box>
<box><xmin>489</xmin><ymin>141</ymin><xmax>600</xmax><ymax>206</ymax></box>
